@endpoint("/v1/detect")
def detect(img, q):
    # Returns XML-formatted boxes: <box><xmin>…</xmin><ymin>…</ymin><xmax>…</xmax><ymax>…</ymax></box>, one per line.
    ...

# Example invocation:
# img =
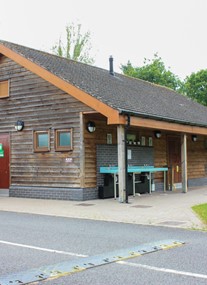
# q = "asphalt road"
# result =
<box><xmin>0</xmin><ymin>211</ymin><xmax>207</xmax><ymax>284</ymax></box>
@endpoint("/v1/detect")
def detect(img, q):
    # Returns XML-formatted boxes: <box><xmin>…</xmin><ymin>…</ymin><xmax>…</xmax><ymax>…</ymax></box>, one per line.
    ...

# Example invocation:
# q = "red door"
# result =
<box><xmin>0</xmin><ymin>134</ymin><xmax>10</xmax><ymax>188</ymax></box>
<box><xmin>168</xmin><ymin>137</ymin><xmax>181</xmax><ymax>184</ymax></box>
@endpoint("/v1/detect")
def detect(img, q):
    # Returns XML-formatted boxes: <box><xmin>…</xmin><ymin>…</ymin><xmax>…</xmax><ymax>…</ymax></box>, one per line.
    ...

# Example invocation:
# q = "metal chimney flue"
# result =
<box><xmin>109</xmin><ymin>55</ymin><xmax>114</xmax><ymax>76</ymax></box>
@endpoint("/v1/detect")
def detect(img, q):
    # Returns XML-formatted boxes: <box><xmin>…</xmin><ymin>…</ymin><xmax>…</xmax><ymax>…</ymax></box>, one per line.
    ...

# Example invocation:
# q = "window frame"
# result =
<box><xmin>55</xmin><ymin>128</ymin><xmax>73</xmax><ymax>152</ymax></box>
<box><xmin>33</xmin><ymin>130</ymin><xmax>50</xmax><ymax>152</ymax></box>
<box><xmin>0</xmin><ymin>80</ymin><xmax>9</xmax><ymax>98</ymax></box>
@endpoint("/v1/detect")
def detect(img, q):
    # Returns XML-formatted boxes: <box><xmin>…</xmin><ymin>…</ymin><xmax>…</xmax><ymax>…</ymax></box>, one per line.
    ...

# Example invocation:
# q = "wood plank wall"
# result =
<box><xmin>154</xmin><ymin>134</ymin><xmax>168</xmax><ymax>182</ymax></box>
<box><xmin>83</xmin><ymin>118</ymin><xmax>115</xmax><ymax>187</ymax></box>
<box><xmin>153</xmin><ymin>133</ymin><xmax>207</xmax><ymax>181</ymax></box>
<box><xmin>188</xmin><ymin>136</ymin><xmax>207</xmax><ymax>179</ymax></box>
<box><xmin>0</xmin><ymin>56</ymin><xmax>93</xmax><ymax>188</ymax></box>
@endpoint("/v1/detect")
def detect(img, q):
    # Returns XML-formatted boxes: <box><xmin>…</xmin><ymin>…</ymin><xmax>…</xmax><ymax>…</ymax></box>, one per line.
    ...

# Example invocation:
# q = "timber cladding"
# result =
<box><xmin>188</xmin><ymin>137</ymin><xmax>207</xmax><ymax>179</ymax></box>
<box><xmin>83</xmin><ymin>117</ymin><xmax>118</xmax><ymax>188</ymax></box>
<box><xmin>0</xmin><ymin>56</ymin><xmax>93</xmax><ymax>189</ymax></box>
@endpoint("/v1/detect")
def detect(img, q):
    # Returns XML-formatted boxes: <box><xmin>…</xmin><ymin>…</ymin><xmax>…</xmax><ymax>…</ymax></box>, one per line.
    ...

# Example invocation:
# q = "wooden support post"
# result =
<box><xmin>181</xmin><ymin>134</ymin><xmax>188</xmax><ymax>193</ymax></box>
<box><xmin>79</xmin><ymin>112</ymin><xmax>85</xmax><ymax>188</ymax></box>
<box><xmin>117</xmin><ymin>125</ymin><xmax>126</xmax><ymax>202</ymax></box>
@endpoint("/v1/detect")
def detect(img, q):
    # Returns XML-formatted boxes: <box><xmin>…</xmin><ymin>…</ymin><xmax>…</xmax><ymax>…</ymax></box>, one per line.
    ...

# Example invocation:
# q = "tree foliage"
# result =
<box><xmin>121</xmin><ymin>54</ymin><xmax>184</xmax><ymax>93</ymax></box>
<box><xmin>52</xmin><ymin>22</ymin><xmax>94</xmax><ymax>64</ymax></box>
<box><xmin>184</xmin><ymin>70</ymin><xmax>207</xmax><ymax>106</ymax></box>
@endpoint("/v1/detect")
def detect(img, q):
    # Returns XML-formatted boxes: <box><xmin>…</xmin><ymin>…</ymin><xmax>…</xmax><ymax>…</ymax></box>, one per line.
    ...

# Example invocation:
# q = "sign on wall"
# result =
<box><xmin>0</xmin><ymin>143</ymin><xmax>4</xmax><ymax>158</ymax></box>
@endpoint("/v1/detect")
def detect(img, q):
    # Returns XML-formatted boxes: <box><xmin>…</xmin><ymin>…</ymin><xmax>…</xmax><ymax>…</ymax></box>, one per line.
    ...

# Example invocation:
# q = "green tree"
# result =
<box><xmin>52</xmin><ymin>22</ymin><xmax>94</xmax><ymax>64</ymax></box>
<box><xmin>121</xmin><ymin>54</ymin><xmax>184</xmax><ymax>93</ymax></box>
<box><xmin>184</xmin><ymin>70</ymin><xmax>207</xmax><ymax>106</ymax></box>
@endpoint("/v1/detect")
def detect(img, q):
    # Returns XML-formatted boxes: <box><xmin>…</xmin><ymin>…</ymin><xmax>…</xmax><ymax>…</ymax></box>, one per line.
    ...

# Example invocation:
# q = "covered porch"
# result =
<box><xmin>83</xmin><ymin>112</ymin><xmax>207</xmax><ymax>202</ymax></box>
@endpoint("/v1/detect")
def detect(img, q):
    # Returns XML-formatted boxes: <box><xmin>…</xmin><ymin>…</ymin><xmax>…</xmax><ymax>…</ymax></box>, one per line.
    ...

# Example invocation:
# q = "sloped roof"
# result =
<box><xmin>0</xmin><ymin>40</ymin><xmax>207</xmax><ymax>128</ymax></box>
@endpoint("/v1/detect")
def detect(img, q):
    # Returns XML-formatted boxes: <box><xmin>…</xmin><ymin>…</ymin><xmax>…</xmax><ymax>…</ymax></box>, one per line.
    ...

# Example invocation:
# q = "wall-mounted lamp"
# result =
<box><xmin>15</xmin><ymin>120</ymin><xmax>24</xmax><ymax>131</ymax></box>
<box><xmin>154</xmin><ymin>131</ymin><xmax>162</xmax><ymax>139</ymax></box>
<box><xmin>192</xmin><ymin>135</ymin><xmax>198</xmax><ymax>142</ymax></box>
<box><xmin>86</xmin><ymin>121</ymin><xmax>96</xmax><ymax>133</ymax></box>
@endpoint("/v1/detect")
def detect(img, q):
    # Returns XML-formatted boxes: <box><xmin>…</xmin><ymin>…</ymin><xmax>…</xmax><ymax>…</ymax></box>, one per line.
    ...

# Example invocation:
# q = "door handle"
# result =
<box><xmin>176</xmin><ymin>165</ymin><xmax>179</xmax><ymax>172</ymax></box>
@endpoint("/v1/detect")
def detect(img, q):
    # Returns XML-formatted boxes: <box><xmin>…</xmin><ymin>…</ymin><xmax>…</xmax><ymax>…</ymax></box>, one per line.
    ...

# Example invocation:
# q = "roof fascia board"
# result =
<box><xmin>120</xmin><ymin>108</ymin><xmax>207</xmax><ymax>128</ymax></box>
<box><xmin>0</xmin><ymin>44</ymin><xmax>120</xmax><ymax>123</ymax></box>
<box><xmin>129</xmin><ymin>116</ymin><xmax>207</xmax><ymax>135</ymax></box>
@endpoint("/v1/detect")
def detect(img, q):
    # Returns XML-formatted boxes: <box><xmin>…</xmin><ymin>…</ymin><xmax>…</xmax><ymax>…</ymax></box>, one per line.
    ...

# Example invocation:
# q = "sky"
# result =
<box><xmin>0</xmin><ymin>0</ymin><xmax>207</xmax><ymax>80</ymax></box>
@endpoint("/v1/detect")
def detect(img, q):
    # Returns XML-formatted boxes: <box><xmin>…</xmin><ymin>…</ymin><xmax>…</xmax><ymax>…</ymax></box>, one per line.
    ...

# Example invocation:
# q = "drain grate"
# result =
<box><xmin>131</xmin><ymin>205</ymin><xmax>152</xmax><ymax>208</ymax></box>
<box><xmin>76</xmin><ymin>203</ymin><xmax>95</xmax><ymax>207</ymax></box>
<box><xmin>0</xmin><ymin>239</ymin><xmax>184</xmax><ymax>285</ymax></box>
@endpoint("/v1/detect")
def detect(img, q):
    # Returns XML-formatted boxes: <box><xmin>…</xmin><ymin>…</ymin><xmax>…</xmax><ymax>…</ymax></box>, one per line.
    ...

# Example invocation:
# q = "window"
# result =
<box><xmin>55</xmin><ymin>129</ymin><xmax>73</xmax><ymax>151</ymax></box>
<box><xmin>141</xmin><ymin>136</ymin><xmax>146</xmax><ymax>146</ymax></box>
<box><xmin>33</xmin><ymin>130</ymin><xmax>50</xmax><ymax>152</ymax></box>
<box><xmin>0</xmin><ymin>80</ymin><xmax>9</xmax><ymax>98</ymax></box>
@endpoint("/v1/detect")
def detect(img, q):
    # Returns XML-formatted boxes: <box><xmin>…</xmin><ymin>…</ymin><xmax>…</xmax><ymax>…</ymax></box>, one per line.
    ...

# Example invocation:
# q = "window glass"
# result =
<box><xmin>37</xmin><ymin>133</ymin><xmax>49</xmax><ymax>147</ymax></box>
<box><xmin>55</xmin><ymin>129</ymin><xmax>73</xmax><ymax>151</ymax></box>
<box><xmin>59</xmin><ymin>132</ymin><xmax>71</xmax><ymax>146</ymax></box>
<box><xmin>33</xmin><ymin>130</ymin><xmax>50</xmax><ymax>152</ymax></box>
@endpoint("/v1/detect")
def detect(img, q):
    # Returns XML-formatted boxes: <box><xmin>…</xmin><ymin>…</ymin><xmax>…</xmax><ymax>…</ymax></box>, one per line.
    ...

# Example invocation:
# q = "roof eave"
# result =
<box><xmin>118</xmin><ymin>109</ymin><xmax>207</xmax><ymax>135</ymax></box>
<box><xmin>120</xmin><ymin>108</ymin><xmax>207</xmax><ymax>129</ymax></box>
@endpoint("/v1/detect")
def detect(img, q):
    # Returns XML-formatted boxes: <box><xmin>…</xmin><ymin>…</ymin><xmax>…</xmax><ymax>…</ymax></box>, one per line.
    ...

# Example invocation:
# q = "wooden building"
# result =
<box><xmin>0</xmin><ymin>40</ymin><xmax>207</xmax><ymax>201</ymax></box>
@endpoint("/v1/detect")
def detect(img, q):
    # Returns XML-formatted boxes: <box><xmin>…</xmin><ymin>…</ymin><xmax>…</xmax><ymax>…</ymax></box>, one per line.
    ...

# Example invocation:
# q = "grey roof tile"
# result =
<box><xmin>0</xmin><ymin>40</ymin><xmax>207</xmax><ymax>127</ymax></box>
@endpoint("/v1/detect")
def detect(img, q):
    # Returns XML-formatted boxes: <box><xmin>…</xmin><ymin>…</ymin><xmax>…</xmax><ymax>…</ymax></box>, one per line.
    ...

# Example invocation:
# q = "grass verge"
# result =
<box><xmin>192</xmin><ymin>203</ymin><xmax>207</xmax><ymax>224</ymax></box>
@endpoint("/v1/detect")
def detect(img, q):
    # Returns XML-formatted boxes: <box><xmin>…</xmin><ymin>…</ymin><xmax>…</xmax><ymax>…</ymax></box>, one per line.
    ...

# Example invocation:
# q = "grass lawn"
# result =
<box><xmin>192</xmin><ymin>203</ymin><xmax>207</xmax><ymax>224</ymax></box>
